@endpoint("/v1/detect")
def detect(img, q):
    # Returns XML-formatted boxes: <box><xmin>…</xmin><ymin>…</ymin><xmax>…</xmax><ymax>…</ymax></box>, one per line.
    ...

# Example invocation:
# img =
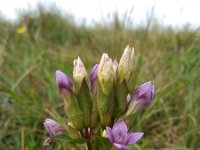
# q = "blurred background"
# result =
<box><xmin>0</xmin><ymin>0</ymin><xmax>199</xmax><ymax>149</ymax></box>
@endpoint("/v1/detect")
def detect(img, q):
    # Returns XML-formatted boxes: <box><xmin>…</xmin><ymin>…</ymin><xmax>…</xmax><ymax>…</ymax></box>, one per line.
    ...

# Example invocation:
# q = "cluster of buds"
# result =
<box><xmin>43</xmin><ymin>46</ymin><xmax>155</xmax><ymax>150</ymax></box>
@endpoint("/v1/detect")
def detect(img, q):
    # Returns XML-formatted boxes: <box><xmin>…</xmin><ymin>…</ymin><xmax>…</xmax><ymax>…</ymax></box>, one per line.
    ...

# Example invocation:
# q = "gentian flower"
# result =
<box><xmin>135</xmin><ymin>81</ymin><xmax>155</xmax><ymax>105</ymax></box>
<box><xmin>43</xmin><ymin>118</ymin><xmax>64</xmax><ymax>137</ymax></box>
<box><xmin>126</xmin><ymin>81</ymin><xmax>155</xmax><ymax>115</ymax></box>
<box><xmin>106</xmin><ymin>119</ymin><xmax>143</xmax><ymax>150</ymax></box>
<box><xmin>55</xmin><ymin>70</ymin><xmax>72</xmax><ymax>93</ymax></box>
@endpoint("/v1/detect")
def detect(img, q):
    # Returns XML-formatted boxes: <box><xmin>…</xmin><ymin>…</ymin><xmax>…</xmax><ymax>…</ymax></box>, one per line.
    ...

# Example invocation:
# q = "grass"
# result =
<box><xmin>0</xmin><ymin>6</ymin><xmax>200</xmax><ymax>150</ymax></box>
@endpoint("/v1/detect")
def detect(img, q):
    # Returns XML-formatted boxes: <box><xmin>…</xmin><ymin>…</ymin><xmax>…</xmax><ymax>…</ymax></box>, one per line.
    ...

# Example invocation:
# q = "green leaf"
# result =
<box><xmin>54</xmin><ymin>134</ymin><xmax>85</xmax><ymax>144</ymax></box>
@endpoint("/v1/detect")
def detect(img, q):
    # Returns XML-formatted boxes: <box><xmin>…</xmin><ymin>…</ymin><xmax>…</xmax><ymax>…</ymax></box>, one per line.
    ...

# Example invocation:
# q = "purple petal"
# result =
<box><xmin>127</xmin><ymin>132</ymin><xmax>144</xmax><ymax>144</ymax></box>
<box><xmin>135</xmin><ymin>81</ymin><xmax>151</xmax><ymax>97</ymax></box>
<box><xmin>43</xmin><ymin>121</ymin><xmax>54</xmax><ymax>137</ymax></box>
<box><xmin>112</xmin><ymin>120</ymin><xmax>129</xmax><ymax>144</ymax></box>
<box><xmin>55</xmin><ymin>70</ymin><xmax>72</xmax><ymax>93</ymax></box>
<box><xmin>90</xmin><ymin>64</ymin><xmax>98</xmax><ymax>86</ymax></box>
<box><xmin>106</xmin><ymin>127</ymin><xmax>114</xmax><ymax>143</ymax></box>
<box><xmin>113</xmin><ymin>143</ymin><xmax>128</xmax><ymax>150</ymax></box>
<box><xmin>112</xmin><ymin>120</ymin><xmax>128</xmax><ymax>136</ymax></box>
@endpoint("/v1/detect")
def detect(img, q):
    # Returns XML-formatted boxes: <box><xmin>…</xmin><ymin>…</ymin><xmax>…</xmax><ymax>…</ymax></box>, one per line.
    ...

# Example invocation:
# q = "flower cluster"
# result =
<box><xmin>43</xmin><ymin>46</ymin><xmax>155</xmax><ymax>150</ymax></box>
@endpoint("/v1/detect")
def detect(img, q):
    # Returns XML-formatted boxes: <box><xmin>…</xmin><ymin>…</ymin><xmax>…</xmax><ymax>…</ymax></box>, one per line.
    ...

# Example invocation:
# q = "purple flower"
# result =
<box><xmin>43</xmin><ymin>118</ymin><xmax>64</xmax><ymax>137</ymax></box>
<box><xmin>55</xmin><ymin>70</ymin><xmax>72</xmax><ymax>93</ymax></box>
<box><xmin>135</xmin><ymin>81</ymin><xmax>155</xmax><ymax>104</ymax></box>
<box><xmin>106</xmin><ymin>119</ymin><xmax>143</xmax><ymax>150</ymax></box>
<box><xmin>90</xmin><ymin>64</ymin><xmax>98</xmax><ymax>87</ymax></box>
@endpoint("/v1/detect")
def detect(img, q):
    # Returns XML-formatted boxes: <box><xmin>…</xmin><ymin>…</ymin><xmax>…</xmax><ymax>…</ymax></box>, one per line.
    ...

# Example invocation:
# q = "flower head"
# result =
<box><xmin>17</xmin><ymin>26</ymin><xmax>27</xmax><ymax>34</ymax></box>
<box><xmin>106</xmin><ymin>119</ymin><xmax>143</xmax><ymax>150</ymax></box>
<box><xmin>55</xmin><ymin>70</ymin><xmax>72</xmax><ymax>93</ymax></box>
<box><xmin>43</xmin><ymin>118</ymin><xmax>64</xmax><ymax>137</ymax></box>
<box><xmin>135</xmin><ymin>81</ymin><xmax>155</xmax><ymax>104</ymax></box>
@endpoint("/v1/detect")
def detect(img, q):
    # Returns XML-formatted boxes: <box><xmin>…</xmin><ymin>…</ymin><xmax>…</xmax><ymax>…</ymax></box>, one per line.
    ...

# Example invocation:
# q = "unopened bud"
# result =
<box><xmin>43</xmin><ymin>118</ymin><xmax>64</xmax><ymax>137</ymax></box>
<box><xmin>55</xmin><ymin>70</ymin><xmax>72</xmax><ymax>93</ymax></box>
<box><xmin>135</xmin><ymin>81</ymin><xmax>155</xmax><ymax>104</ymax></box>
<box><xmin>97</xmin><ymin>53</ymin><xmax>114</xmax><ymax>95</ymax></box>
<box><xmin>126</xmin><ymin>81</ymin><xmax>155</xmax><ymax>115</ymax></box>
<box><xmin>73</xmin><ymin>57</ymin><xmax>88</xmax><ymax>92</ymax></box>
<box><xmin>118</xmin><ymin>46</ymin><xmax>134</xmax><ymax>83</ymax></box>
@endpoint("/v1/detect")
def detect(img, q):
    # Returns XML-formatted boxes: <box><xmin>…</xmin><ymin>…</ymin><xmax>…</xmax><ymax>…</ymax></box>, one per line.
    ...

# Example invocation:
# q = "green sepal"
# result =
<box><xmin>96</xmin><ymin>83</ymin><xmax>114</xmax><ymax>126</ymax></box>
<box><xmin>76</xmin><ymin>79</ymin><xmax>92</xmax><ymax>127</ymax></box>
<box><xmin>114</xmin><ymin>80</ymin><xmax>129</xmax><ymax>116</ymax></box>
<box><xmin>65</xmin><ymin>124</ymin><xmax>82</xmax><ymax>139</ymax></box>
<box><xmin>90</xmin><ymin>92</ymin><xmax>99</xmax><ymax>128</ymax></box>
<box><xmin>64</xmin><ymin>94</ymin><xmax>84</xmax><ymax>130</ymax></box>
<box><xmin>98</xmin><ymin>76</ymin><xmax>114</xmax><ymax>96</ymax></box>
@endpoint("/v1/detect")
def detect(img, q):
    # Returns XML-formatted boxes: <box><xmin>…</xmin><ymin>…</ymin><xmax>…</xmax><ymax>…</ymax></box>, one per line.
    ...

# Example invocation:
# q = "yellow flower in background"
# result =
<box><xmin>17</xmin><ymin>27</ymin><xmax>26</xmax><ymax>34</ymax></box>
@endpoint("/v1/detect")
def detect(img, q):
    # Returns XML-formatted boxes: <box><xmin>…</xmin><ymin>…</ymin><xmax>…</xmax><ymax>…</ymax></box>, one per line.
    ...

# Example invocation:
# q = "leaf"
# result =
<box><xmin>54</xmin><ymin>134</ymin><xmax>85</xmax><ymax>144</ymax></box>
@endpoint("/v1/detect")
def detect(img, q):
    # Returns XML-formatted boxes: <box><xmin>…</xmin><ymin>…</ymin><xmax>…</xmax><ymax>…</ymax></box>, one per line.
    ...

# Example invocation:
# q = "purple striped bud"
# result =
<box><xmin>135</xmin><ymin>81</ymin><xmax>155</xmax><ymax>104</ymax></box>
<box><xmin>90</xmin><ymin>64</ymin><xmax>98</xmax><ymax>87</ymax></box>
<box><xmin>55</xmin><ymin>70</ymin><xmax>72</xmax><ymax>93</ymax></box>
<box><xmin>126</xmin><ymin>81</ymin><xmax>155</xmax><ymax>115</ymax></box>
<box><xmin>43</xmin><ymin>118</ymin><xmax>64</xmax><ymax>137</ymax></box>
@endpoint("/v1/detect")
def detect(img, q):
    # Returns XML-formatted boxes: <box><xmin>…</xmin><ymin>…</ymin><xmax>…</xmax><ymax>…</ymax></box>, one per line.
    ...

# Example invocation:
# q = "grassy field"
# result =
<box><xmin>0</xmin><ymin>7</ymin><xmax>200</xmax><ymax>150</ymax></box>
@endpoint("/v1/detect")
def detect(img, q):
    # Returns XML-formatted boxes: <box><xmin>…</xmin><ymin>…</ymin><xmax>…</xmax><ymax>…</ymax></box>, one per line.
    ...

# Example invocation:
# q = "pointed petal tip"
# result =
<box><xmin>127</xmin><ymin>132</ymin><xmax>144</xmax><ymax>144</ymax></box>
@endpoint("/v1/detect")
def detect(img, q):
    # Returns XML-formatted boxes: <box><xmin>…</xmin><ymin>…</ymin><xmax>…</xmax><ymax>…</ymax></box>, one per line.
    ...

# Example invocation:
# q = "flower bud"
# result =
<box><xmin>97</xmin><ymin>53</ymin><xmax>114</xmax><ymax>95</ymax></box>
<box><xmin>90</xmin><ymin>65</ymin><xmax>99</xmax><ymax>128</ymax></box>
<box><xmin>126</xmin><ymin>81</ymin><xmax>155</xmax><ymax>115</ymax></box>
<box><xmin>90</xmin><ymin>64</ymin><xmax>98</xmax><ymax>88</ymax></box>
<box><xmin>43</xmin><ymin>118</ymin><xmax>64</xmax><ymax>137</ymax></box>
<box><xmin>135</xmin><ymin>81</ymin><xmax>155</xmax><ymax>104</ymax></box>
<box><xmin>118</xmin><ymin>46</ymin><xmax>134</xmax><ymax>83</ymax></box>
<box><xmin>73</xmin><ymin>57</ymin><xmax>88</xmax><ymax>92</ymax></box>
<box><xmin>55</xmin><ymin>70</ymin><xmax>72</xmax><ymax>93</ymax></box>
<box><xmin>73</xmin><ymin>58</ymin><xmax>92</xmax><ymax>128</ymax></box>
